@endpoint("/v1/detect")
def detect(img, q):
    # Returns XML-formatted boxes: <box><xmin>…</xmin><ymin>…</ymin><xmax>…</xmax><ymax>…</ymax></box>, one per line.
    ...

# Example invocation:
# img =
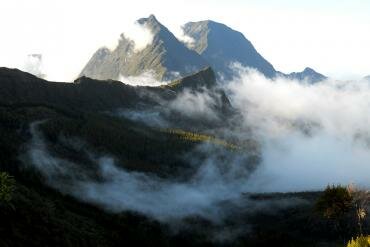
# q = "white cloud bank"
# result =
<box><xmin>226</xmin><ymin>66</ymin><xmax>370</xmax><ymax>192</ymax></box>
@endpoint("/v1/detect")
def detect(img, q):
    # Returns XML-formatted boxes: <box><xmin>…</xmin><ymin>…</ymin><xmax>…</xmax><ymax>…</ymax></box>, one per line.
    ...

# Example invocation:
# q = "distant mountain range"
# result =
<box><xmin>364</xmin><ymin>75</ymin><xmax>370</xmax><ymax>81</ymax></box>
<box><xmin>80</xmin><ymin>15</ymin><xmax>326</xmax><ymax>84</ymax></box>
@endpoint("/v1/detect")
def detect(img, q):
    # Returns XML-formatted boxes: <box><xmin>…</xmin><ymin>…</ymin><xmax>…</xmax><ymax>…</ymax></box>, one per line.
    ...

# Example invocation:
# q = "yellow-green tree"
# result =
<box><xmin>315</xmin><ymin>184</ymin><xmax>353</xmax><ymax>239</ymax></box>
<box><xmin>347</xmin><ymin>236</ymin><xmax>370</xmax><ymax>247</ymax></box>
<box><xmin>316</xmin><ymin>185</ymin><xmax>353</xmax><ymax>220</ymax></box>
<box><xmin>348</xmin><ymin>184</ymin><xmax>370</xmax><ymax>235</ymax></box>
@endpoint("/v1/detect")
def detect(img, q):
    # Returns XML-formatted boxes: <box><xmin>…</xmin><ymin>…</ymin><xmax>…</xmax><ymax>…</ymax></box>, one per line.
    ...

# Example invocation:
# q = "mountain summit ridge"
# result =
<box><xmin>80</xmin><ymin>15</ymin><xmax>208</xmax><ymax>81</ymax></box>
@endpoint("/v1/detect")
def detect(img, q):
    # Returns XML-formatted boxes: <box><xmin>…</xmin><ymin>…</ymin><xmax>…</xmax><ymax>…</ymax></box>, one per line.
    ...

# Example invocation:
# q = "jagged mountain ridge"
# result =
<box><xmin>182</xmin><ymin>20</ymin><xmax>327</xmax><ymax>83</ymax></box>
<box><xmin>80</xmin><ymin>15</ymin><xmax>208</xmax><ymax>81</ymax></box>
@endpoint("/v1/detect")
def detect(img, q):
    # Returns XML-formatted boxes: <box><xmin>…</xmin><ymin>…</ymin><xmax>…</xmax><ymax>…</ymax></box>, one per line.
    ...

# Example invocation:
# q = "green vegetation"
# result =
<box><xmin>162</xmin><ymin>79</ymin><xmax>181</xmax><ymax>88</ymax></box>
<box><xmin>164</xmin><ymin>128</ymin><xmax>240</xmax><ymax>150</ymax></box>
<box><xmin>316</xmin><ymin>185</ymin><xmax>353</xmax><ymax>220</ymax></box>
<box><xmin>0</xmin><ymin>171</ymin><xmax>15</xmax><ymax>203</ymax></box>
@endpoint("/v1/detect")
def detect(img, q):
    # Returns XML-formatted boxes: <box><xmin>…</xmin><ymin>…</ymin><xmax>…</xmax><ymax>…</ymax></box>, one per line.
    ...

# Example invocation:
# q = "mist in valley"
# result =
<box><xmin>18</xmin><ymin>64</ymin><xmax>370</xmax><ymax>230</ymax></box>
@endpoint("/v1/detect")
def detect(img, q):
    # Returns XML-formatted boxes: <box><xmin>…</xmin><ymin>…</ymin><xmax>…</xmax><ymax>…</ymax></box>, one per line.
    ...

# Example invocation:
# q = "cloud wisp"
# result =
<box><xmin>118</xmin><ymin>71</ymin><xmax>168</xmax><ymax>87</ymax></box>
<box><xmin>23</xmin><ymin>54</ymin><xmax>46</xmax><ymax>79</ymax></box>
<box><xmin>107</xmin><ymin>21</ymin><xmax>154</xmax><ymax>53</ymax></box>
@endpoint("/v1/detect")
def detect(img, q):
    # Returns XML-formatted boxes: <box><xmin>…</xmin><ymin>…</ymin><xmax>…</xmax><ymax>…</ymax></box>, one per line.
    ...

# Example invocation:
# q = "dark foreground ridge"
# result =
<box><xmin>0</xmin><ymin>67</ymin><xmax>355</xmax><ymax>246</ymax></box>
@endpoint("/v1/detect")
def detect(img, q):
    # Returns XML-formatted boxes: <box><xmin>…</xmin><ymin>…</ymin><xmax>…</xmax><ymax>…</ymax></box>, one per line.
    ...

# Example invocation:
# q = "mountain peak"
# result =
<box><xmin>303</xmin><ymin>67</ymin><xmax>316</xmax><ymax>73</ymax></box>
<box><xmin>286</xmin><ymin>67</ymin><xmax>327</xmax><ymax>83</ymax></box>
<box><xmin>137</xmin><ymin>14</ymin><xmax>158</xmax><ymax>23</ymax></box>
<box><xmin>182</xmin><ymin>20</ymin><xmax>276</xmax><ymax>79</ymax></box>
<box><xmin>136</xmin><ymin>14</ymin><xmax>164</xmax><ymax>34</ymax></box>
<box><xmin>79</xmin><ymin>16</ymin><xmax>208</xmax><ymax>81</ymax></box>
<box><xmin>163</xmin><ymin>66</ymin><xmax>216</xmax><ymax>91</ymax></box>
<box><xmin>184</xmin><ymin>20</ymin><xmax>228</xmax><ymax>30</ymax></box>
<box><xmin>148</xmin><ymin>14</ymin><xmax>157</xmax><ymax>20</ymax></box>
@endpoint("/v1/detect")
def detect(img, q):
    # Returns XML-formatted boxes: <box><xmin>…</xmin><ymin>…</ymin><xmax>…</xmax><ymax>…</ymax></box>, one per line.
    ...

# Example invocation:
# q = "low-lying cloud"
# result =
<box><xmin>24</xmin><ymin>121</ymin><xmax>258</xmax><ymax>222</ymax></box>
<box><xmin>118</xmin><ymin>71</ymin><xmax>167</xmax><ymax>87</ymax></box>
<box><xmin>225</xmin><ymin>65</ymin><xmax>370</xmax><ymax>192</ymax></box>
<box><xmin>168</xmin><ymin>89</ymin><xmax>221</xmax><ymax>121</ymax></box>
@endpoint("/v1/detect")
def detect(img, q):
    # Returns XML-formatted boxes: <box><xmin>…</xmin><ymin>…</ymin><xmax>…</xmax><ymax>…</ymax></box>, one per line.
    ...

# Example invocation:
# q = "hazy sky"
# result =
<box><xmin>1</xmin><ymin>0</ymin><xmax>370</xmax><ymax>81</ymax></box>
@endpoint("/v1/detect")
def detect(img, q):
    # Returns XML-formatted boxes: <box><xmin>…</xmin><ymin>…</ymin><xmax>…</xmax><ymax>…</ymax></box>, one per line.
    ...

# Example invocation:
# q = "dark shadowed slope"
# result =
<box><xmin>0</xmin><ymin>67</ymin><xmax>151</xmax><ymax>111</ymax></box>
<box><xmin>0</xmin><ymin>66</ymin><xmax>233</xmax><ymax>132</ymax></box>
<box><xmin>0</xmin><ymin>66</ymin><xmax>228</xmax><ymax>112</ymax></box>
<box><xmin>80</xmin><ymin>15</ymin><xmax>208</xmax><ymax>81</ymax></box>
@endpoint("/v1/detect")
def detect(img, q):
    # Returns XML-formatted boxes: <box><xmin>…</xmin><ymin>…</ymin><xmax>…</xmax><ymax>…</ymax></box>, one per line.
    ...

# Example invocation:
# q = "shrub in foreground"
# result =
<box><xmin>0</xmin><ymin>171</ymin><xmax>15</xmax><ymax>203</ymax></box>
<box><xmin>347</xmin><ymin>236</ymin><xmax>370</xmax><ymax>247</ymax></box>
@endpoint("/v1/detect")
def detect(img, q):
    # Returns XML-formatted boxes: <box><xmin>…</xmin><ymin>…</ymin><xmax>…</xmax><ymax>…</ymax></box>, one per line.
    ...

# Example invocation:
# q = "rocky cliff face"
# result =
<box><xmin>80</xmin><ymin>15</ymin><xmax>208</xmax><ymax>81</ymax></box>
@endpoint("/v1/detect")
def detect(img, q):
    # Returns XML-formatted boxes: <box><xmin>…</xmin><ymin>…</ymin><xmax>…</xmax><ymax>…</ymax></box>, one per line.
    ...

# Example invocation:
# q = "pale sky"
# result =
<box><xmin>1</xmin><ymin>0</ymin><xmax>369</xmax><ymax>81</ymax></box>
